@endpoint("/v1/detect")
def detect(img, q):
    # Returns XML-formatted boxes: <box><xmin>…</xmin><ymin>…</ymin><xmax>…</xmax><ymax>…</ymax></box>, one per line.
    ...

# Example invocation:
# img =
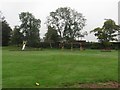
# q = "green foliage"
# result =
<box><xmin>44</xmin><ymin>26</ymin><xmax>60</xmax><ymax>48</ymax></box>
<box><xmin>90</xmin><ymin>19</ymin><xmax>120</xmax><ymax>49</ymax></box>
<box><xmin>19</xmin><ymin>12</ymin><xmax>41</xmax><ymax>47</ymax></box>
<box><xmin>46</xmin><ymin>7</ymin><xmax>86</xmax><ymax>42</ymax></box>
<box><xmin>2</xmin><ymin>19</ymin><xmax>12</xmax><ymax>46</ymax></box>
<box><xmin>10</xmin><ymin>26</ymin><xmax>23</xmax><ymax>46</ymax></box>
<box><xmin>45</xmin><ymin>26</ymin><xmax>59</xmax><ymax>43</ymax></box>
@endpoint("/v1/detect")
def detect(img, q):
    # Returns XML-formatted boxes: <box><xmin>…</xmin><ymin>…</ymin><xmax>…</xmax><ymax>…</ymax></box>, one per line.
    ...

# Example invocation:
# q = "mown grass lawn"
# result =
<box><xmin>2</xmin><ymin>47</ymin><xmax>118</xmax><ymax>88</ymax></box>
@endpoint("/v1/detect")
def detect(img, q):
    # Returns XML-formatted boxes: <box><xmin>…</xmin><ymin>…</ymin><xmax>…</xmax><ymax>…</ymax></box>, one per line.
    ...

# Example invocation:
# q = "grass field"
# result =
<box><xmin>2</xmin><ymin>47</ymin><xmax>118</xmax><ymax>88</ymax></box>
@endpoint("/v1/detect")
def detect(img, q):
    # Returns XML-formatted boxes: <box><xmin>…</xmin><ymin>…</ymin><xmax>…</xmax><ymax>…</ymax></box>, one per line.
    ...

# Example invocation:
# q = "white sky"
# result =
<box><xmin>0</xmin><ymin>0</ymin><xmax>119</xmax><ymax>42</ymax></box>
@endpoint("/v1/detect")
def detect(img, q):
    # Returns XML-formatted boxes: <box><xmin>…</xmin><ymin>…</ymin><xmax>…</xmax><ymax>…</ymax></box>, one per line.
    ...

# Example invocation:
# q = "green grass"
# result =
<box><xmin>2</xmin><ymin>46</ymin><xmax>118</xmax><ymax>88</ymax></box>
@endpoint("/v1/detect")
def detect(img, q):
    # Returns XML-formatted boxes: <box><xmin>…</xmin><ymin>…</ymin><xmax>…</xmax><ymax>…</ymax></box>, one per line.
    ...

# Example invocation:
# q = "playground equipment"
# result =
<box><xmin>22</xmin><ymin>41</ymin><xmax>27</xmax><ymax>50</ymax></box>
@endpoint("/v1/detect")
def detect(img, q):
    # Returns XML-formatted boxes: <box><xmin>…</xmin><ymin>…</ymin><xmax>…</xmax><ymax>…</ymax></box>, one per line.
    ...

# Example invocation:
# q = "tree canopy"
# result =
<box><xmin>45</xmin><ymin>26</ymin><xmax>59</xmax><ymax>43</ymax></box>
<box><xmin>90</xmin><ymin>19</ymin><xmax>120</xmax><ymax>49</ymax></box>
<box><xmin>46</xmin><ymin>7</ymin><xmax>86</xmax><ymax>43</ymax></box>
<box><xmin>2</xmin><ymin>16</ymin><xmax>12</xmax><ymax>46</ymax></box>
<box><xmin>11</xmin><ymin>26</ymin><xmax>23</xmax><ymax>46</ymax></box>
<box><xmin>44</xmin><ymin>26</ymin><xmax>59</xmax><ymax>48</ymax></box>
<box><xmin>19</xmin><ymin>12</ymin><xmax>41</xmax><ymax>47</ymax></box>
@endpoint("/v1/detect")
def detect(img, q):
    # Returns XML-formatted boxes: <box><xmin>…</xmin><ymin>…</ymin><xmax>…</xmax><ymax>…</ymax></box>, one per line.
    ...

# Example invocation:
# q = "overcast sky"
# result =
<box><xmin>0</xmin><ymin>0</ymin><xmax>119</xmax><ymax>42</ymax></box>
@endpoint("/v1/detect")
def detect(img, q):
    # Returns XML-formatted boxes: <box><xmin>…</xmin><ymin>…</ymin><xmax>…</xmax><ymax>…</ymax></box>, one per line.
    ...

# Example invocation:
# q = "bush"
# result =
<box><xmin>18</xmin><ymin>41</ymin><xmax>119</xmax><ymax>50</ymax></box>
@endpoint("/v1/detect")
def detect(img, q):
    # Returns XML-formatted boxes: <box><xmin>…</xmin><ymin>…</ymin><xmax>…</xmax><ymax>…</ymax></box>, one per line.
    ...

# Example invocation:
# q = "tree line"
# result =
<box><xmin>1</xmin><ymin>7</ymin><xmax>120</xmax><ymax>50</ymax></box>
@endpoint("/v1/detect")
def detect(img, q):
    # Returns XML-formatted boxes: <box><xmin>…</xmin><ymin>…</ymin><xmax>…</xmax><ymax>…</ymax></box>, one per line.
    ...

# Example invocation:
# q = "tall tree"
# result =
<box><xmin>0</xmin><ymin>11</ymin><xmax>2</xmax><ymax>46</ymax></box>
<box><xmin>46</xmin><ymin>7</ymin><xmax>86</xmax><ymax>49</ymax></box>
<box><xmin>19</xmin><ymin>12</ymin><xmax>41</xmax><ymax>47</ymax></box>
<box><xmin>90</xmin><ymin>19</ymin><xmax>120</xmax><ymax>49</ymax></box>
<box><xmin>45</xmin><ymin>26</ymin><xmax>59</xmax><ymax>48</ymax></box>
<box><xmin>11</xmin><ymin>26</ymin><xmax>23</xmax><ymax>46</ymax></box>
<box><xmin>2</xmin><ymin>17</ymin><xmax>12</xmax><ymax>46</ymax></box>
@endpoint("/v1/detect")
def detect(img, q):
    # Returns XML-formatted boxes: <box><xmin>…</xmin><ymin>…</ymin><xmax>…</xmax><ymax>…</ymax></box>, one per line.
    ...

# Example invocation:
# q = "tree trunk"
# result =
<box><xmin>61</xmin><ymin>43</ymin><xmax>64</xmax><ymax>50</ymax></box>
<box><xmin>50</xmin><ymin>42</ymin><xmax>52</xmax><ymax>48</ymax></box>
<box><xmin>80</xmin><ymin>42</ymin><xmax>83</xmax><ymax>51</ymax></box>
<box><xmin>71</xmin><ymin>42</ymin><xmax>73</xmax><ymax>51</ymax></box>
